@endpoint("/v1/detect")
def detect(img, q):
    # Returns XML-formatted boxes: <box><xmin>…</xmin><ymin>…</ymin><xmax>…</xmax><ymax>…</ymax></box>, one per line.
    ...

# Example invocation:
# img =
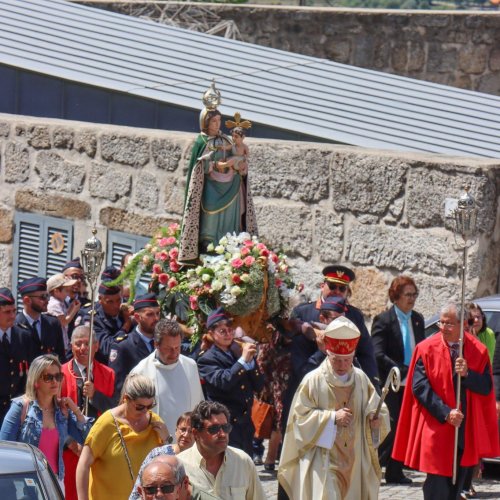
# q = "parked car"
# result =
<box><xmin>0</xmin><ymin>440</ymin><xmax>64</xmax><ymax>500</ymax></box>
<box><xmin>424</xmin><ymin>294</ymin><xmax>500</xmax><ymax>338</ymax></box>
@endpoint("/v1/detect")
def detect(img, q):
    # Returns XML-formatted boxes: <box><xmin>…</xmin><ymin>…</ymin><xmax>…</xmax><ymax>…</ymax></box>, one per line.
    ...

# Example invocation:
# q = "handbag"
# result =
<box><xmin>251</xmin><ymin>398</ymin><xmax>274</xmax><ymax>440</ymax></box>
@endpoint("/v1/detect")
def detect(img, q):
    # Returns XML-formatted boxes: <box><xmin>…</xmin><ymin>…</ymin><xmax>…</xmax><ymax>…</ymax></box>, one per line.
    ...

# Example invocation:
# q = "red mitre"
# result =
<box><xmin>324</xmin><ymin>316</ymin><xmax>360</xmax><ymax>355</ymax></box>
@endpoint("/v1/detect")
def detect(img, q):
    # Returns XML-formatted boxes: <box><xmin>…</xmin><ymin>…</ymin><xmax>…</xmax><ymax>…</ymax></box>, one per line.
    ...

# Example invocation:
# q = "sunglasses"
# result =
<box><xmin>205</xmin><ymin>423</ymin><xmax>232</xmax><ymax>435</ymax></box>
<box><xmin>143</xmin><ymin>484</ymin><xmax>176</xmax><ymax>495</ymax></box>
<box><xmin>326</xmin><ymin>282</ymin><xmax>347</xmax><ymax>293</ymax></box>
<box><xmin>131</xmin><ymin>401</ymin><xmax>156</xmax><ymax>412</ymax></box>
<box><xmin>28</xmin><ymin>294</ymin><xmax>50</xmax><ymax>301</ymax></box>
<box><xmin>41</xmin><ymin>373</ymin><xmax>63</xmax><ymax>383</ymax></box>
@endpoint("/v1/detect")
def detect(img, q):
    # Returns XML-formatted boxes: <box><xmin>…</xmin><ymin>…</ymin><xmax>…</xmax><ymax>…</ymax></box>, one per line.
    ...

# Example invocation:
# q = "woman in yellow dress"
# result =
<box><xmin>76</xmin><ymin>374</ymin><xmax>170</xmax><ymax>500</ymax></box>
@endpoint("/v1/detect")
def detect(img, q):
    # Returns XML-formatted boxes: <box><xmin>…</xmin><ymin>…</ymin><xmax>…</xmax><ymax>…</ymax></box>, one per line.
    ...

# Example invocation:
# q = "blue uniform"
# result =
<box><xmin>197</xmin><ymin>345</ymin><xmax>264</xmax><ymax>457</ymax></box>
<box><xmin>15</xmin><ymin>312</ymin><xmax>66</xmax><ymax>362</ymax></box>
<box><xmin>108</xmin><ymin>328</ymin><xmax>153</xmax><ymax>401</ymax></box>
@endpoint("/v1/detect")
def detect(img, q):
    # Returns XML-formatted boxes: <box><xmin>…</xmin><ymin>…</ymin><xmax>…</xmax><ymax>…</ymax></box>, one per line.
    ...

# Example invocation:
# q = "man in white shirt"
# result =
<box><xmin>132</xmin><ymin>319</ymin><xmax>203</xmax><ymax>437</ymax></box>
<box><xmin>178</xmin><ymin>401</ymin><xmax>265</xmax><ymax>500</ymax></box>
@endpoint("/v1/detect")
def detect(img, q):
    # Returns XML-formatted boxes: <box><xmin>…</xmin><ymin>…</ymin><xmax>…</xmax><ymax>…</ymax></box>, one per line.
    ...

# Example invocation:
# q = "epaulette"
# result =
<box><xmin>114</xmin><ymin>335</ymin><xmax>128</xmax><ymax>343</ymax></box>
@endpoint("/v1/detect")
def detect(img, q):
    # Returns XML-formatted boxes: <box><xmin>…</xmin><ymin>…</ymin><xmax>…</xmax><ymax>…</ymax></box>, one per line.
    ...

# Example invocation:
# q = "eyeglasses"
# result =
<box><xmin>205</xmin><ymin>423</ymin><xmax>232</xmax><ymax>435</ymax></box>
<box><xmin>438</xmin><ymin>321</ymin><xmax>457</xmax><ymax>329</ymax></box>
<box><xmin>28</xmin><ymin>294</ymin><xmax>50</xmax><ymax>301</ymax></box>
<box><xmin>131</xmin><ymin>401</ymin><xmax>156</xmax><ymax>412</ymax></box>
<box><xmin>326</xmin><ymin>282</ymin><xmax>347</xmax><ymax>293</ymax></box>
<box><xmin>41</xmin><ymin>373</ymin><xmax>63</xmax><ymax>383</ymax></box>
<box><xmin>143</xmin><ymin>484</ymin><xmax>176</xmax><ymax>495</ymax></box>
<box><xmin>214</xmin><ymin>327</ymin><xmax>233</xmax><ymax>336</ymax></box>
<box><xmin>402</xmin><ymin>292</ymin><xmax>419</xmax><ymax>299</ymax></box>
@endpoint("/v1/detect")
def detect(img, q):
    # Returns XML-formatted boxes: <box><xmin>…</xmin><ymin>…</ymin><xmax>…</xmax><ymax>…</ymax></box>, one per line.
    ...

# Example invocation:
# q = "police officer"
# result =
<box><xmin>197</xmin><ymin>308</ymin><xmax>264</xmax><ymax>457</ymax></box>
<box><xmin>15</xmin><ymin>277</ymin><xmax>66</xmax><ymax>361</ymax></box>
<box><xmin>62</xmin><ymin>257</ymin><xmax>86</xmax><ymax>339</ymax></box>
<box><xmin>0</xmin><ymin>288</ymin><xmax>33</xmax><ymax>423</ymax></box>
<box><xmin>109</xmin><ymin>293</ymin><xmax>160</xmax><ymax>399</ymax></box>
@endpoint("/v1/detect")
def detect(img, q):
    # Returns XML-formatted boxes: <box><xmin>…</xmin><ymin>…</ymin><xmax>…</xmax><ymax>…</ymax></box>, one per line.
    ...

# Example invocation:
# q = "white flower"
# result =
<box><xmin>231</xmin><ymin>286</ymin><xmax>242</xmax><ymax>296</ymax></box>
<box><xmin>240</xmin><ymin>273</ymin><xmax>251</xmax><ymax>283</ymax></box>
<box><xmin>232</xmin><ymin>252</ymin><xmax>241</xmax><ymax>260</ymax></box>
<box><xmin>212</xmin><ymin>280</ymin><xmax>223</xmax><ymax>291</ymax></box>
<box><xmin>219</xmin><ymin>236</ymin><xmax>228</xmax><ymax>246</ymax></box>
<box><xmin>225</xmin><ymin>252</ymin><xmax>232</xmax><ymax>260</ymax></box>
<box><xmin>202</xmin><ymin>273</ymin><xmax>212</xmax><ymax>283</ymax></box>
<box><xmin>206</xmin><ymin>243</ymin><xmax>215</xmax><ymax>252</ymax></box>
<box><xmin>215</xmin><ymin>245</ymin><xmax>225</xmax><ymax>255</ymax></box>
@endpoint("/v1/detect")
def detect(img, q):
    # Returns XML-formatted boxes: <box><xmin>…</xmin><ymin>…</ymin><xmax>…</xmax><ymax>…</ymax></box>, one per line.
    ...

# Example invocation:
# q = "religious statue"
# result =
<box><xmin>178</xmin><ymin>81</ymin><xmax>258</xmax><ymax>263</ymax></box>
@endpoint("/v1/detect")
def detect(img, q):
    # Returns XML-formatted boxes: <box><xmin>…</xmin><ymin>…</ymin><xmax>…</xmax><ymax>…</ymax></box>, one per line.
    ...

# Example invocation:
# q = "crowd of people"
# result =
<box><xmin>1</xmin><ymin>256</ymin><xmax>499</xmax><ymax>500</ymax></box>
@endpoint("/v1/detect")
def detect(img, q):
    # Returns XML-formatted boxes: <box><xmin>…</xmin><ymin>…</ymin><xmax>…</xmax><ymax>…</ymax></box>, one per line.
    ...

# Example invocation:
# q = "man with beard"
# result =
<box><xmin>15</xmin><ymin>277</ymin><xmax>66</xmax><ymax>361</ymax></box>
<box><xmin>178</xmin><ymin>401</ymin><xmax>265</xmax><ymax>500</ymax></box>
<box><xmin>109</xmin><ymin>293</ymin><xmax>160</xmax><ymax>398</ymax></box>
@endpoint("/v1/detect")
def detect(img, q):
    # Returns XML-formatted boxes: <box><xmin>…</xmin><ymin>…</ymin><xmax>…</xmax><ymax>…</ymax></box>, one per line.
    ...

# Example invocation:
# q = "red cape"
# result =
<box><xmin>392</xmin><ymin>332</ymin><xmax>499</xmax><ymax>476</ymax></box>
<box><xmin>61</xmin><ymin>359</ymin><xmax>115</xmax><ymax>500</ymax></box>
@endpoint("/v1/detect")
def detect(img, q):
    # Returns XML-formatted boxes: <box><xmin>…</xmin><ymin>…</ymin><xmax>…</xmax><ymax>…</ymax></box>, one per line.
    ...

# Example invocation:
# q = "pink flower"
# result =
<box><xmin>159</xmin><ymin>251</ymin><xmax>169</xmax><ymax>262</ymax></box>
<box><xmin>169</xmin><ymin>223</ymin><xmax>180</xmax><ymax>232</ymax></box>
<box><xmin>271</xmin><ymin>253</ymin><xmax>279</xmax><ymax>264</ymax></box>
<box><xmin>168</xmin><ymin>278</ymin><xmax>178</xmax><ymax>289</ymax></box>
<box><xmin>169</xmin><ymin>247</ymin><xmax>179</xmax><ymax>260</ymax></box>
<box><xmin>240</xmin><ymin>247</ymin><xmax>250</xmax><ymax>257</ymax></box>
<box><xmin>243</xmin><ymin>256</ymin><xmax>255</xmax><ymax>267</ymax></box>
<box><xmin>169</xmin><ymin>260</ymin><xmax>180</xmax><ymax>273</ymax></box>
<box><xmin>189</xmin><ymin>295</ymin><xmax>199</xmax><ymax>311</ymax></box>
<box><xmin>232</xmin><ymin>274</ymin><xmax>242</xmax><ymax>285</ymax></box>
<box><xmin>152</xmin><ymin>264</ymin><xmax>162</xmax><ymax>274</ymax></box>
<box><xmin>256</xmin><ymin>243</ymin><xmax>267</xmax><ymax>251</ymax></box>
<box><xmin>158</xmin><ymin>273</ymin><xmax>169</xmax><ymax>285</ymax></box>
<box><xmin>158</xmin><ymin>237</ymin><xmax>169</xmax><ymax>247</ymax></box>
<box><xmin>260</xmin><ymin>249</ymin><xmax>270</xmax><ymax>258</ymax></box>
<box><xmin>231</xmin><ymin>258</ymin><xmax>244</xmax><ymax>269</ymax></box>
<box><xmin>244</xmin><ymin>240</ymin><xmax>254</xmax><ymax>248</ymax></box>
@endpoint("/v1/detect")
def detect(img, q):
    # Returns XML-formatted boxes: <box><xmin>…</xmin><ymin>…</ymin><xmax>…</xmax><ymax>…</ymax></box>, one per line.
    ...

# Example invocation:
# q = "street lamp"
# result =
<box><xmin>449</xmin><ymin>186</ymin><xmax>478</xmax><ymax>484</ymax></box>
<box><xmin>80</xmin><ymin>225</ymin><xmax>105</xmax><ymax>416</ymax></box>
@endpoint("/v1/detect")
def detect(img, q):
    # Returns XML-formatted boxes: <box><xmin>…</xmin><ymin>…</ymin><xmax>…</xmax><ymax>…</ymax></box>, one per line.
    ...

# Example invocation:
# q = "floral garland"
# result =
<box><xmin>118</xmin><ymin>225</ymin><xmax>297</xmax><ymax>344</ymax></box>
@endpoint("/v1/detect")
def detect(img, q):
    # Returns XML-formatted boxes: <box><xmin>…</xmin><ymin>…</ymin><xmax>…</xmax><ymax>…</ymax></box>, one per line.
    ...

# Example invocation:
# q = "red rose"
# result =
<box><xmin>158</xmin><ymin>273</ymin><xmax>169</xmax><ymax>285</ymax></box>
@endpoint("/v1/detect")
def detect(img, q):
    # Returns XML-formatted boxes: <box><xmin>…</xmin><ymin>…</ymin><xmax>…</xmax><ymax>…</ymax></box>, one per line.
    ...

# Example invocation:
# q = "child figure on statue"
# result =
<box><xmin>216</xmin><ymin>126</ymin><xmax>249</xmax><ymax>176</ymax></box>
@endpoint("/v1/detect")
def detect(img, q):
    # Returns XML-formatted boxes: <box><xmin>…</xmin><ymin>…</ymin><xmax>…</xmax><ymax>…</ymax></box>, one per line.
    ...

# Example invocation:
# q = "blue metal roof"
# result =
<box><xmin>1</xmin><ymin>0</ymin><xmax>500</xmax><ymax>157</ymax></box>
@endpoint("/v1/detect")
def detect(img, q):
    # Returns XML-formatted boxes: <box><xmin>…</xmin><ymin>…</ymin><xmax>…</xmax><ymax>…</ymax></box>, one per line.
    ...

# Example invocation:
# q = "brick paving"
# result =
<box><xmin>256</xmin><ymin>464</ymin><xmax>500</xmax><ymax>499</ymax></box>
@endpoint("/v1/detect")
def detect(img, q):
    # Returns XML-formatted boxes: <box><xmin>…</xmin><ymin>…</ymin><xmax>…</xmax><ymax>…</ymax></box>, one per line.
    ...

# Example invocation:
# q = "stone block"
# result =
<box><xmin>0</xmin><ymin>246</ymin><xmax>12</xmax><ymax>287</ymax></box>
<box><xmin>164</xmin><ymin>177</ymin><xmax>186</xmax><ymax>216</ymax></box>
<box><xmin>134</xmin><ymin>172</ymin><xmax>159</xmax><ymax>210</ymax></box>
<box><xmin>477</xmin><ymin>72</ymin><xmax>500</xmax><ymax>95</ymax></box>
<box><xmin>353</xmin><ymin>35</ymin><xmax>376</xmax><ymax>68</ymax></box>
<box><xmin>0</xmin><ymin>208</ymin><xmax>14</xmax><ymax>243</ymax></box>
<box><xmin>427</xmin><ymin>45</ymin><xmax>457</xmax><ymax>73</ymax></box>
<box><xmin>100</xmin><ymin>207</ymin><xmax>177</xmax><ymax>237</ymax></box>
<box><xmin>254</xmin><ymin>203</ymin><xmax>313</xmax><ymax>259</ymax></box>
<box><xmin>458</xmin><ymin>45</ymin><xmax>488</xmax><ymax>74</ymax></box>
<box><xmin>52</xmin><ymin>127</ymin><xmax>74</xmax><ymax>149</ymax></box>
<box><xmin>407</xmin><ymin>41</ymin><xmax>425</xmax><ymax>71</ymax></box>
<box><xmin>331</xmin><ymin>153</ymin><xmax>406</xmax><ymax>215</ymax></box>
<box><xmin>347</xmin><ymin>224</ymin><xmax>457</xmax><ymax>275</ymax></box>
<box><xmin>391</xmin><ymin>44</ymin><xmax>407</xmax><ymax>71</ymax></box>
<box><xmin>314</xmin><ymin>209</ymin><xmax>344</xmax><ymax>263</ymax></box>
<box><xmin>152</xmin><ymin>138</ymin><xmax>182</xmax><ymax>172</ymax></box>
<box><xmin>287</xmin><ymin>256</ymin><xmax>323</xmax><ymax>302</ymax></box>
<box><xmin>412</xmin><ymin>274</ymin><xmax>461</xmax><ymax>318</ymax></box>
<box><xmin>75</xmin><ymin>129</ymin><xmax>97</xmax><ymax>158</ymax></box>
<box><xmin>373</xmin><ymin>40</ymin><xmax>390</xmax><ymax>69</ymax></box>
<box><xmin>490</xmin><ymin>48</ymin><xmax>500</xmax><ymax>72</ymax></box>
<box><xmin>35</xmin><ymin>151</ymin><xmax>85</xmax><ymax>193</ymax></box>
<box><xmin>89</xmin><ymin>163</ymin><xmax>131</xmax><ymax>201</ymax></box>
<box><xmin>101</xmin><ymin>134</ymin><xmax>150</xmax><ymax>167</ymax></box>
<box><xmin>325</xmin><ymin>40</ymin><xmax>351</xmax><ymax>64</ymax></box>
<box><xmin>27</xmin><ymin>125</ymin><xmax>51</xmax><ymax>149</ymax></box>
<box><xmin>0</xmin><ymin>122</ymin><xmax>10</xmax><ymax>138</ymax></box>
<box><xmin>406</xmin><ymin>166</ymin><xmax>496</xmax><ymax>232</ymax></box>
<box><xmin>15</xmin><ymin>189</ymin><xmax>91</xmax><ymax>220</ymax></box>
<box><xmin>349</xmin><ymin>267</ymin><xmax>388</xmax><ymax>319</ymax></box>
<box><xmin>250</xmin><ymin>144</ymin><xmax>330</xmax><ymax>203</ymax></box>
<box><xmin>4</xmin><ymin>142</ymin><xmax>30</xmax><ymax>183</ymax></box>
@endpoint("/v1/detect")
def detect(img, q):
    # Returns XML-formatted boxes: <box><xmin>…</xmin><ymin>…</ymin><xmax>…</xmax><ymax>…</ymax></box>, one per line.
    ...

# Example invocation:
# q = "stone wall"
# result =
<box><xmin>77</xmin><ymin>2</ymin><xmax>500</xmax><ymax>96</ymax></box>
<box><xmin>0</xmin><ymin>113</ymin><xmax>499</xmax><ymax>321</ymax></box>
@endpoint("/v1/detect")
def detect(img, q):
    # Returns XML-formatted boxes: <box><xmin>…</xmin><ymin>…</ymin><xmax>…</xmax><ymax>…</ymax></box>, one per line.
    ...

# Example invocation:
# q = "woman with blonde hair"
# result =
<box><xmin>76</xmin><ymin>373</ymin><xmax>169</xmax><ymax>500</ymax></box>
<box><xmin>0</xmin><ymin>354</ymin><xmax>90</xmax><ymax>490</ymax></box>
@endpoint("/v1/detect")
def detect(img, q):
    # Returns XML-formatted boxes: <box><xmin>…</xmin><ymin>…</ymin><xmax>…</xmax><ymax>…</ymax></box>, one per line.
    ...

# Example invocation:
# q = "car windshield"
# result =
<box><xmin>0</xmin><ymin>472</ymin><xmax>46</xmax><ymax>500</ymax></box>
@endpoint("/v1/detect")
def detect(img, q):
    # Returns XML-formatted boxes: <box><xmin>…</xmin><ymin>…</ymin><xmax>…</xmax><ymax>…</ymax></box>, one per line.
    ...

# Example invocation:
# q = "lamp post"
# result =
<box><xmin>80</xmin><ymin>225</ymin><xmax>105</xmax><ymax>416</ymax></box>
<box><xmin>449</xmin><ymin>186</ymin><xmax>478</xmax><ymax>484</ymax></box>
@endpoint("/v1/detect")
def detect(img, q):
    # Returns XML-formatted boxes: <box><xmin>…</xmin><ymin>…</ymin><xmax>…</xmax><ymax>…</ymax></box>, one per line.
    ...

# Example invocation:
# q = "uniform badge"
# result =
<box><xmin>109</xmin><ymin>349</ymin><xmax>118</xmax><ymax>363</ymax></box>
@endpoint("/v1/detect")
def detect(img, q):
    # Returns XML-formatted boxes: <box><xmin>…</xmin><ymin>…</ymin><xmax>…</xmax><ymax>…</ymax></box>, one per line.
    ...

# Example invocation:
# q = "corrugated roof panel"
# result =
<box><xmin>1</xmin><ymin>0</ymin><xmax>499</xmax><ymax>158</ymax></box>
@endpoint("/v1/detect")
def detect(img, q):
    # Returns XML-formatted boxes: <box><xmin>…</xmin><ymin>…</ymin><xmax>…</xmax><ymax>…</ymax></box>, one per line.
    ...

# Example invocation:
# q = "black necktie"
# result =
<box><xmin>450</xmin><ymin>343</ymin><xmax>459</xmax><ymax>368</ymax></box>
<box><xmin>32</xmin><ymin>320</ymin><xmax>40</xmax><ymax>340</ymax></box>
<box><xmin>149</xmin><ymin>339</ymin><xmax>155</xmax><ymax>353</ymax></box>
<box><xmin>2</xmin><ymin>332</ymin><xmax>9</xmax><ymax>350</ymax></box>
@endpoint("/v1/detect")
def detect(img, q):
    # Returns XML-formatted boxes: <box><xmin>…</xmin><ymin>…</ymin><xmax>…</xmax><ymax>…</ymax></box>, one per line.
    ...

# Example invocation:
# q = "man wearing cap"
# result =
<box><xmin>131</xmin><ymin>318</ymin><xmax>204</xmax><ymax>437</ymax></box>
<box><xmin>278</xmin><ymin>316</ymin><xmax>389</xmax><ymax>500</ymax></box>
<box><xmin>0</xmin><ymin>288</ymin><xmax>33</xmax><ymax>424</ymax></box>
<box><xmin>109</xmin><ymin>293</ymin><xmax>161</xmax><ymax>398</ymax></box>
<box><xmin>89</xmin><ymin>270</ymin><xmax>133</xmax><ymax>365</ymax></box>
<box><xmin>47</xmin><ymin>273</ymin><xmax>80</xmax><ymax>355</ymax></box>
<box><xmin>15</xmin><ymin>277</ymin><xmax>66</xmax><ymax>361</ymax></box>
<box><xmin>292</xmin><ymin>265</ymin><xmax>379</xmax><ymax>387</ymax></box>
<box><xmin>62</xmin><ymin>257</ymin><xmax>87</xmax><ymax>338</ymax></box>
<box><xmin>197</xmin><ymin>308</ymin><xmax>264</xmax><ymax>457</ymax></box>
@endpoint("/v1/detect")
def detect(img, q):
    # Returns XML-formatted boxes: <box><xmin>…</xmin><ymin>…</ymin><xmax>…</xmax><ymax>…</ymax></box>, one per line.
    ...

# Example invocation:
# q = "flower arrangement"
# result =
<box><xmin>119</xmin><ymin>226</ymin><xmax>297</xmax><ymax>343</ymax></box>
